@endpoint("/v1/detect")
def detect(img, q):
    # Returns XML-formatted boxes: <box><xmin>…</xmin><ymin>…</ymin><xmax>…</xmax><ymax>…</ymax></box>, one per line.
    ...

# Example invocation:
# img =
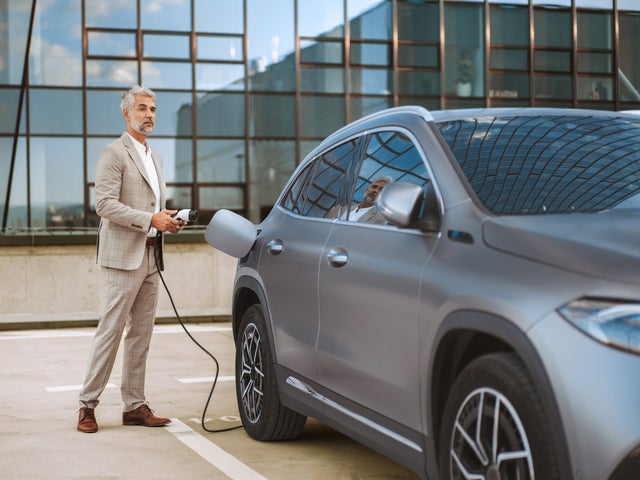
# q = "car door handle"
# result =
<box><xmin>327</xmin><ymin>247</ymin><xmax>348</xmax><ymax>267</ymax></box>
<box><xmin>266</xmin><ymin>239</ymin><xmax>284</xmax><ymax>255</ymax></box>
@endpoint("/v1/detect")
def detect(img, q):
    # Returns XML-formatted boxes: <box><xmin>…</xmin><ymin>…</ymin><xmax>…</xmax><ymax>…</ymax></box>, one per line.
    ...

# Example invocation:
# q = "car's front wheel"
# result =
<box><xmin>439</xmin><ymin>352</ymin><xmax>560</xmax><ymax>480</ymax></box>
<box><xmin>235</xmin><ymin>304</ymin><xmax>307</xmax><ymax>441</ymax></box>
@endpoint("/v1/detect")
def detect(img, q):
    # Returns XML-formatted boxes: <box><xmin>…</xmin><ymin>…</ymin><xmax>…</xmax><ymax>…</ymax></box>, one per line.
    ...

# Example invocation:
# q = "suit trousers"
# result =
<box><xmin>79</xmin><ymin>245</ymin><xmax>160</xmax><ymax>411</ymax></box>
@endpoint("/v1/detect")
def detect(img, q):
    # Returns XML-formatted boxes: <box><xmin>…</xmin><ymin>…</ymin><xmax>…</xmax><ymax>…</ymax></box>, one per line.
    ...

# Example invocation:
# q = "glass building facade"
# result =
<box><xmin>2</xmin><ymin>0</ymin><xmax>640</xmax><ymax>239</ymax></box>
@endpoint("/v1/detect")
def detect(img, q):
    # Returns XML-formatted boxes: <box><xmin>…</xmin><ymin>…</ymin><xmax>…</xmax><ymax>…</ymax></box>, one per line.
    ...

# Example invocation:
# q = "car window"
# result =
<box><xmin>437</xmin><ymin>114</ymin><xmax>640</xmax><ymax>215</ymax></box>
<box><xmin>280</xmin><ymin>139</ymin><xmax>358</xmax><ymax>218</ymax></box>
<box><xmin>346</xmin><ymin>130</ymin><xmax>431</xmax><ymax>224</ymax></box>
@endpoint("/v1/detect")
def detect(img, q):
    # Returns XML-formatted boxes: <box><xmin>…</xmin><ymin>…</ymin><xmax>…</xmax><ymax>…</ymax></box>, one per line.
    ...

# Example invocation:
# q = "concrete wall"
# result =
<box><xmin>0</xmin><ymin>243</ymin><xmax>237</xmax><ymax>329</ymax></box>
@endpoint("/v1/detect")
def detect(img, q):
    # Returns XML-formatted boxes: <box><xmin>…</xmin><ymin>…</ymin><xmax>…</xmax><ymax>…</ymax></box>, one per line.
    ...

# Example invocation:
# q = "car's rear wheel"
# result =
<box><xmin>438</xmin><ymin>352</ymin><xmax>560</xmax><ymax>480</ymax></box>
<box><xmin>235</xmin><ymin>304</ymin><xmax>307</xmax><ymax>441</ymax></box>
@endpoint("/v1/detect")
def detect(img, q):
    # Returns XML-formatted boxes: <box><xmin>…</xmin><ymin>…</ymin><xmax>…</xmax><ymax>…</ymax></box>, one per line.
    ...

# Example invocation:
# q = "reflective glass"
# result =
<box><xmin>398</xmin><ymin>45</ymin><xmax>438</xmax><ymax>68</ymax></box>
<box><xmin>247</xmin><ymin>0</ymin><xmax>294</xmax><ymax>92</ymax></box>
<box><xmin>200</xmin><ymin>186</ymin><xmax>244</xmax><ymax>211</ymax></box>
<box><xmin>534</xmin><ymin>8</ymin><xmax>571</xmax><ymax>48</ymax></box>
<box><xmin>351</xmin><ymin>43</ymin><xmax>390</xmax><ymax>66</ymax></box>
<box><xmin>152</xmin><ymin>92</ymin><xmax>193</xmax><ymax>136</ymax></box>
<box><xmin>398</xmin><ymin>71</ymin><xmax>440</xmax><ymax>96</ymax></box>
<box><xmin>197</xmin><ymin>36</ymin><xmax>244</xmax><ymax>61</ymax></box>
<box><xmin>86</xmin><ymin>90</ymin><xmax>126</xmax><ymax>135</ymax></box>
<box><xmin>195</xmin><ymin>0</ymin><xmax>243</xmax><ymax>33</ymax></box>
<box><xmin>250</xmin><ymin>94</ymin><xmax>296</xmax><ymax>138</ymax></box>
<box><xmin>0</xmin><ymin>137</ymin><xmax>12</xmax><ymax>221</ymax></box>
<box><xmin>578</xmin><ymin>12</ymin><xmax>612</xmax><ymax>49</ymax></box>
<box><xmin>350</xmin><ymin>68</ymin><xmax>393</xmax><ymax>95</ymax></box>
<box><xmin>491</xmin><ymin>49</ymin><xmax>529</xmax><ymax>71</ymax></box>
<box><xmin>578</xmin><ymin>52</ymin><xmax>612</xmax><ymax>74</ymax></box>
<box><xmin>534</xmin><ymin>74</ymin><xmax>572</xmax><ymax>99</ymax></box>
<box><xmin>299</xmin><ymin>0</ymin><xmax>344</xmax><ymax>38</ymax></box>
<box><xmin>197</xmin><ymin>93</ymin><xmax>245</xmax><ymax>137</ymax></box>
<box><xmin>576</xmin><ymin>0</ymin><xmax>612</xmax><ymax>7</ymax></box>
<box><xmin>29</xmin><ymin>0</ymin><xmax>82</xmax><ymax>86</ymax></box>
<box><xmin>535</xmin><ymin>51</ymin><xmax>571</xmax><ymax>72</ymax></box>
<box><xmin>29</xmin><ymin>89</ymin><xmax>83</xmax><ymax>135</ymax></box>
<box><xmin>141</xmin><ymin>0</ymin><xmax>190</xmax><ymax>32</ymax></box>
<box><xmin>300</xmin><ymin>96</ymin><xmax>345</xmax><ymax>138</ymax></box>
<box><xmin>85</xmin><ymin>0</ymin><xmax>136</xmax><ymax>28</ymax></box>
<box><xmin>350</xmin><ymin>97</ymin><xmax>392</xmax><ymax>122</ymax></box>
<box><xmin>0</xmin><ymin>88</ymin><xmax>21</xmax><ymax>133</ymax></box>
<box><xmin>2</xmin><ymin>1</ymin><xmax>34</xmax><ymax>84</ymax></box>
<box><xmin>348</xmin><ymin>0</ymin><xmax>392</xmax><ymax>40</ymax></box>
<box><xmin>3</xmin><ymin>137</ymin><xmax>28</xmax><ymax>231</ymax></box>
<box><xmin>619</xmin><ymin>13</ymin><xmax>640</xmax><ymax>102</ymax></box>
<box><xmin>149</xmin><ymin>138</ymin><xmax>193</xmax><ymax>182</ymax></box>
<box><xmin>301</xmin><ymin>67</ymin><xmax>345</xmax><ymax>93</ymax></box>
<box><xmin>86</xmin><ymin>137</ymin><xmax>117</xmax><ymax>182</ymax></box>
<box><xmin>398</xmin><ymin>0</ymin><xmax>439</xmax><ymax>42</ymax></box>
<box><xmin>144</xmin><ymin>34</ymin><xmax>191</xmax><ymax>59</ymax></box>
<box><xmin>577</xmin><ymin>77</ymin><xmax>612</xmax><ymax>100</ymax></box>
<box><xmin>619</xmin><ymin>0</ymin><xmax>640</xmax><ymax>10</ymax></box>
<box><xmin>532</xmin><ymin>0</ymin><xmax>570</xmax><ymax>5</ymax></box>
<box><xmin>88</xmin><ymin>32</ymin><xmax>136</xmax><ymax>57</ymax></box>
<box><xmin>29</xmin><ymin>137</ymin><xmax>83</xmax><ymax>228</ymax></box>
<box><xmin>142</xmin><ymin>61</ymin><xmax>192</xmax><ymax>90</ymax></box>
<box><xmin>491</xmin><ymin>5</ymin><xmax>529</xmax><ymax>46</ymax></box>
<box><xmin>197</xmin><ymin>140</ymin><xmax>246</xmax><ymax>182</ymax></box>
<box><xmin>166</xmin><ymin>186</ymin><xmax>192</xmax><ymax>211</ymax></box>
<box><xmin>249</xmin><ymin>140</ymin><xmax>296</xmax><ymax>220</ymax></box>
<box><xmin>300</xmin><ymin>41</ymin><xmax>343</xmax><ymax>64</ymax></box>
<box><xmin>490</xmin><ymin>73</ymin><xmax>530</xmax><ymax>99</ymax></box>
<box><xmin>86</xmin><ymin>60</ymin><xmax>139</xmax><ymax>87</ymax></box>
<box><xmin>196</xmin><ymin>64</ymin><xmax>245</xmax><ymax>91</ymax></box>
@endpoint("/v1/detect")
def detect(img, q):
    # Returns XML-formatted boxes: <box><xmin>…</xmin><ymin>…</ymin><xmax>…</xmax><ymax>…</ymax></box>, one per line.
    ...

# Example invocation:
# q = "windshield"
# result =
<box><xmin>437</xmin><ymin>114</ymin><xmax>640</xmax><ymax>215</ymax></box>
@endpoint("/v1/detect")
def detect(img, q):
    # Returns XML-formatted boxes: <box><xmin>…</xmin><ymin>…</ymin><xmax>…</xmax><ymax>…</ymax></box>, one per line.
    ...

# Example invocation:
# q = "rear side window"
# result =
<box><xmin>280</xmin><ymin>139</ymin><xmax>358</xmax><ymax>218</ymax></box>
<box><xmin>437</xmin><ymin>114</ymin><xmax>640</xmax><ymax>215</ymax></box>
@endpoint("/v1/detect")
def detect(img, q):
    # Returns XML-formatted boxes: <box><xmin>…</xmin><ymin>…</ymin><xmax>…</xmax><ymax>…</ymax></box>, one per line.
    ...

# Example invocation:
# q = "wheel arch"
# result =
<box><xmin>232</xmin><ymin>275</ymin><xmax>269</xmax><ymax>342</ymax></box>
<box><xmin>427</xmin><ymin>310</ymin><xmax>573</xmax><ymax>479</ymax></box>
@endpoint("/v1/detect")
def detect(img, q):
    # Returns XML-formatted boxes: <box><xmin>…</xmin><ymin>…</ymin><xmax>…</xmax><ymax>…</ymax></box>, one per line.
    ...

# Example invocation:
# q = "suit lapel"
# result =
<box><xmin>121</xmin><ymin>132</ymin><xmax>154</xmax><ymax>195</ymax></box>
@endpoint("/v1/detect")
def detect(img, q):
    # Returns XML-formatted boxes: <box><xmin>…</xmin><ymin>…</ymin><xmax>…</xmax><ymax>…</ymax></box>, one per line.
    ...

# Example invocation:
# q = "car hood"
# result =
<box><xmin>482</xmin><ymin>209</ymin><xmax>640</xmax><ymax>285</ymax></box>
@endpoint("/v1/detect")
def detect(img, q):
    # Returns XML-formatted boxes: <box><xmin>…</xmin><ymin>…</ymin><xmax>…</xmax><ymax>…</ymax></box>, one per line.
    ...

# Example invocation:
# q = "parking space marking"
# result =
<box><xmin>167</xmin><ymin>418</ymin><xmax>267</xmax><ymax>480</ymax></box>
<box><xmin>46</xmin><ymin>383</ymin><xmax>117</xmax><ymax>392</ymax></box>
<box><xmin>178</xmin><ymin>376</ymin><xmax>235</xmax><ymax>383</ymax></box>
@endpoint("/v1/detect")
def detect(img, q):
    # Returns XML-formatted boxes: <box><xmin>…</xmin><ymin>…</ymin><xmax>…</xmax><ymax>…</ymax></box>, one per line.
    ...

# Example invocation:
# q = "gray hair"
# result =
<box><xmin>372</xmin><ymin>176</ymin><xmax>393</xmax><ymax>184</ymax></box>
<box><xmin>120</xmin><ymin>85</ymin><xmax>156</xmax><ymax>113</ymax></box>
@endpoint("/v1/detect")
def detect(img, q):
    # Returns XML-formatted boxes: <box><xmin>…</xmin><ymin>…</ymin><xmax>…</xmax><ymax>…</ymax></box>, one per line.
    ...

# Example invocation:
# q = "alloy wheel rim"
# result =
<box><xmin>239</xmin><ymin>322</ymin><xmax>265</xmax><ymax>423</ymax></box>
<box><xmin>448</xmin><ymin>387</ymin><xmax>534</xmax><ymax>480</ymax></box>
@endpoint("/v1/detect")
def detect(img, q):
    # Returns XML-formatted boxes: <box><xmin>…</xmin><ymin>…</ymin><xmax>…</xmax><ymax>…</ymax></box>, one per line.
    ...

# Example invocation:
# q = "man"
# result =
<box><xmin>77</xmin><ymin>85</ymin><xmax>183</xmax><ymax>433</ymax></box>
<box><xmin>348</xmin><ymin>176</ymin><xmax>392</xmax><ymax>224</ymax></box>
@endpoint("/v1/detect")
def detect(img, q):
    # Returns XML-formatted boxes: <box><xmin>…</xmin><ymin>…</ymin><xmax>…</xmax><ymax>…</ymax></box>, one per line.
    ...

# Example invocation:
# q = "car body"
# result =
<box><xmin>206</xmin><ymin>106</ymin><xmax>640</xmax><ymax>480</ymax></box>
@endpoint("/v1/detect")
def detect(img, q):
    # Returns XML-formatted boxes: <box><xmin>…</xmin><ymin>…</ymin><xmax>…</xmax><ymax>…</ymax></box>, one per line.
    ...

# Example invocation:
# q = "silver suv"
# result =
<box><xmin>206</xmin><ymin>106</ymin><xmax>640</xmax><ymax>480</ymax></box>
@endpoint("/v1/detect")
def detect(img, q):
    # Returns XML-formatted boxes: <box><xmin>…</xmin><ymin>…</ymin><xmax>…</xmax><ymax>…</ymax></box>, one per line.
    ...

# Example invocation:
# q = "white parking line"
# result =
<box><xmin>178</xmin><ymin>376</ymin><xmax>235</xmax><ymax>384</ymax></box>
<box><xmin>166</xmin><ymin>418</ymin><xmax>267</xmax><ymax>480</ymax></box>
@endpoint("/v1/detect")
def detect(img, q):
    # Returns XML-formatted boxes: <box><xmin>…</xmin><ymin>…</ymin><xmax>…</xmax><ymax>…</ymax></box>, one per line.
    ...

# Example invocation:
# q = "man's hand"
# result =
<box><xmin>151</xmin><ymin>209</ymin><xmax>184</xmax><ymax>234</ymax></box>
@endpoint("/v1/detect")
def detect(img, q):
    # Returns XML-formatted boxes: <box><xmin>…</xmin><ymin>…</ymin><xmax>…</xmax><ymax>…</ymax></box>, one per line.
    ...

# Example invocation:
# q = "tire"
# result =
<box><xmin>235</xmin><ymin>304</ymin><xmax>307</xmax><ymax>441</ymax></box>
<box><xmin>438</xmin><ymin>352</ymin><xmax>560</xmax><ymax>480</ymax></box>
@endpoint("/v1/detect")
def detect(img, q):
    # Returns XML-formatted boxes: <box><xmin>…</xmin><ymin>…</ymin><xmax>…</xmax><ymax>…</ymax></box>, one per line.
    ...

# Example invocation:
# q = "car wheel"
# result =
<box><xmin>235</xmin><ymin>304</ymin><xmax>307</xmax><ymax>441</ymax></box>
<box><xmin>439</xmin><ymin>352</ymin><xmax>560</xmax><ymax>480</ymax></box>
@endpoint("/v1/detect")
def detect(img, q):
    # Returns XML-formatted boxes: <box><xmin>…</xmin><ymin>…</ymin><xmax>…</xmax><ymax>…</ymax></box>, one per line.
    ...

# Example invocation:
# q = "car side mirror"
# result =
<box><xmin>205</xmin><ymin>209</ymin><xmax>258</xmax><ymax>258</ymax></box>
<box><xmin>377</xmin><ymin>182</ymin><xmax>440</xmax><ymax>232</ymax></box>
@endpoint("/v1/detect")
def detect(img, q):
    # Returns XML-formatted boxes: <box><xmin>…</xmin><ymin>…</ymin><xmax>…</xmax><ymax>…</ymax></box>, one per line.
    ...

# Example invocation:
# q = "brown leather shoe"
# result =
<box><xmin>77</xmin><ymin>407</ymin><xmax>98</xmax><ymax>433</ymax></box>
<box><xmin>122</xmin><ymin>404</ymin><xmax>171</xmax><ymax>427</ymax></box>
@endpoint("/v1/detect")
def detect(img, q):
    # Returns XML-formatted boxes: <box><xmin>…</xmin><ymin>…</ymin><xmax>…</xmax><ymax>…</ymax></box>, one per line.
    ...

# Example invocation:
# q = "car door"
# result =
<box><xmin>258</xmin><ymin>138</ymin><xmax>361</xmax><ymax>382</ymax></box>
<box><xmin>316</xmin><ymin>129</ymin><xmax>439</xmax><ymax>427</ymax></box>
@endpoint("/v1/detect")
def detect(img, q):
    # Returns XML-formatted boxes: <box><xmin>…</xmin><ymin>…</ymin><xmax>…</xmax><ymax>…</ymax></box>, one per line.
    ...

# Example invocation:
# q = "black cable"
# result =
<box><xmin>153</xmin><ymin>237</ymin><xmax>242</xmax><ymax>433</ymax></box>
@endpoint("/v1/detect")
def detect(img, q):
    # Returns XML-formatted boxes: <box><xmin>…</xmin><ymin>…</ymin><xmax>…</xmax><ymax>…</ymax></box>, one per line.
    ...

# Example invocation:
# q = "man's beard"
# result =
<box><xmin>131</xmin><ymin>118</ymin><xmax>154</xmax><ymax>135</ymax></box>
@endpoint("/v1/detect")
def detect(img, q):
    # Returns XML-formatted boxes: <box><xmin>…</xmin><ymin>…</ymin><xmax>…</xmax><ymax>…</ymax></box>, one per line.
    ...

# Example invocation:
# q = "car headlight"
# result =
<box><xmin>558</xmin><ymin>299</ymin><xmax>640</xmax><ymax>354</ymax></box>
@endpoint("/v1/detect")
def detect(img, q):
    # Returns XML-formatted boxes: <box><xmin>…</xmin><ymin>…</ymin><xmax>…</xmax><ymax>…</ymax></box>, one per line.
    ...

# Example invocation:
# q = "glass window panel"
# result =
<box><xmin>619</xmin><ymin>0</ymin><xmax>640</xmax><ymax>10</ymax></box>
<box><xmin>398</xmin><ymin>71</ymin><xmax>440</xmax><ymax>96</ymax></box>
<box><xmin>0</xmin><ymin>88</ymin><xmax>20</xmax><ymax>133</ymax></box>
<box><xmin>88</xmin><ymin>32</ymin><xmax>136</xmax><ymax>57</ymax></box>
<box><xmin>2</xmin><ymin>1</ymin><xmax>34</xmax><ymax>84</ymax></box>
<box><xmin>197</xmin><ymin>36</ymin><xmax>244</xmax><ymax>61</ymax></box>
<box><xmin>147</xmin><ymin>91</ymin><xmax>193</xmax><ymax>137</ymax></box>
<box><xmin>398</xmin><ymin>45</ymin><xmax>438</xmax><ymax>68</ymax></box>
<box><xmin>166</xmin><ymin>186</ymin><xmax>192</xmax><ymax>211</ymax></box>
<box><xmin>141</xmin><ymin>0</ymin><xmax>190</xmax><ymax>32</ymax></box>
<box><xmin>298</xmin><ymin>0</ymin><xmax>344</xmax><ymax>38</ymax></box>
<box><xmin>87</xmin><ymin>137</ymin><xmax>117</xmax><ymax>182</ymax></box>
<box><xmin>534</xmin><ymin>8</ymin><xmax>571</xmax><ymax>48</ymax></box>
<box><xmin>398</xmin><ymin>0</ymin><xmax>439</xmax><ymax>42</ymax></box>
<box><xmin>535</xmin><ymin>50</ymin><xmax>571</xmax><ymax>72</ymax></box>
<box><xmin>300</xmin><ymin>41</ymin><xmax>343</xmax><ymax>64</ymax></box>
<box><xmin>197</xmin><ymin>93</ymin><xmax>245</xmax><ymax>137</ymax></box>
<box><xmin>197</xmin><ymin>140</ymin><xmax>245</xmax><ymax>182</ymax></box>
<box><xmin>301</xmin><ymin>67</ymin><xmax>345</xmax><ymax>93</ymax></box>
<box><xmin>142</xmin><ymin>61</ymin><xmax>192</xmax><ymax>90</ymax></box>
<box><xmin>350</xmin><ymin>68</ymin><xmax>393</xmax><ymax>95</ymax></box>
<box><xmin>491</xmin><ymin>48</ymin><xmax>529</xmax><ymax>71</ymax></box>
<box><xmin>200</xmin><ymin>186</ymin><xmax>244</xmax><ymax>211</ymax></box>
<box><xmin>534</xmin><ymin>74</ymin><xmax>572</xmax><ymax>99</ymax></box>
<box><xmin>349</xmin><ymin>0</ymin><xmax>392</xmax><ymax>40</ymax></box>
<box><xmin>619</xmin><ymin>13</ymin><xmax>640</xmax><ymax>102</ymax></box>
<box><xmin>29</xmin><ymin>137</ymin><xmax>83</xmax><ymax>228</ymax></box>
<box><xmin>349</xmin><ymin>97</ymin><xmax>392</xmax><ymax>123</ymax></box>
<box><xmin>250</xmin><ymin>94</ymin><xmax>296</xmax><ymax>138</ymax></box>
<box><xmin>85</xmin><ymin>0</ymin><xmax>136</xmax><ymax>28</ymax></box>
<box><xmin>3</xmin><ymin>137</ymin><xmax>28</xmax><ymax>231</ymax></box>
<box><xmin>351</xmin><ymin>43</ymin><xmax>390</xmax><ymax>66</ymax></box>
<box><xmin>86</xmin><ymin>60</ymin><xmax>139</xmax><ymax>87</ymax></box>
<box><xmin>247</xmin><ymin>0</ymin><xmax>294</xmax><ymax>91</ymax></box>
<box><xmin>576</xmin><ymin>0</ymin><xmax>612</xmax><ymax>7</ymax></box>
<box><xmin>577</xmin><ymin>12</ymin><xmax>612</xmax><ymax>49</ymax></box>
<box><xmin>86</xmin><ymin>90</ymin><xmax>125</xmax><ymax>135</ymax></box>
<box><xmin>29</xmin><ymin>89</ymin><xmax>82</xmax><ymax>135</ymax></box>
<box><xmin>491</xmin><ymin>5</ymin><xmax>529</xmax><ymax>46</ymax></box>
<box><xmin>577</xmin><ymin>77</ymin><xmax>612</xmax><ymax>100</ymax></box>
<box><xmin>300</xmin><ymin>140</ymin><xmax>319</xmax><ymax>161</ymax></box>
<box><xmin>196</xmin><ymin>64</ymin><xmax>245</xmax><ymax>91</ymax></box>
<box><xmin>145</xmin><ymin>138</ymin><xmax>193</xmax><ymax>182</ymax></box>
<box><xmin>301</xmin><ymin>96</ymin><xmax>345</xmax><ymax>138</ymax></box>
<box><xmin>0</xmin><ymin>137</ymin><xmax>13</xmax><ymax>218</ymax></box>
<box><xmin>578</xmin><ymin>52</ymin><xmax>612</xmax><ymax>74</ymax></box>
<box><xmin>195</xmin><ymin>0</ymin><xmax>243</xmax><ymax>34</ymax></box>
<box><xmin>29</xmin><ymin>0</ymin><xmax>82</xmax><ymax>86</ymax></box>
<box><xmin>249</xmin><ymin>140</ymin><xmax>296</xmax><ymax>220</ymax></box>
<box><xmin>144</xmin><ymin>34</ymin><xmax>191</xmax><ymax>59</ymax></box>
<box><xmin>533</xmin><ymin>0</ymin><xmax>570</xmax><ymax>5</ymax></box>
<box><xmin>490</xmin><ymin>73</ymin><xmax>530</xmax><ymax>99</ymax></box>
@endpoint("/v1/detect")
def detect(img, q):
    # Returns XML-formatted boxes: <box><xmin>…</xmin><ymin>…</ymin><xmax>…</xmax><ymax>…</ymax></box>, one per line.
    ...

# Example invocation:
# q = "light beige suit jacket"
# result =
<box><xmin>95</xmin><ymin>133</ymin><xmax>166</xmax><ymax>271</ymax></box>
